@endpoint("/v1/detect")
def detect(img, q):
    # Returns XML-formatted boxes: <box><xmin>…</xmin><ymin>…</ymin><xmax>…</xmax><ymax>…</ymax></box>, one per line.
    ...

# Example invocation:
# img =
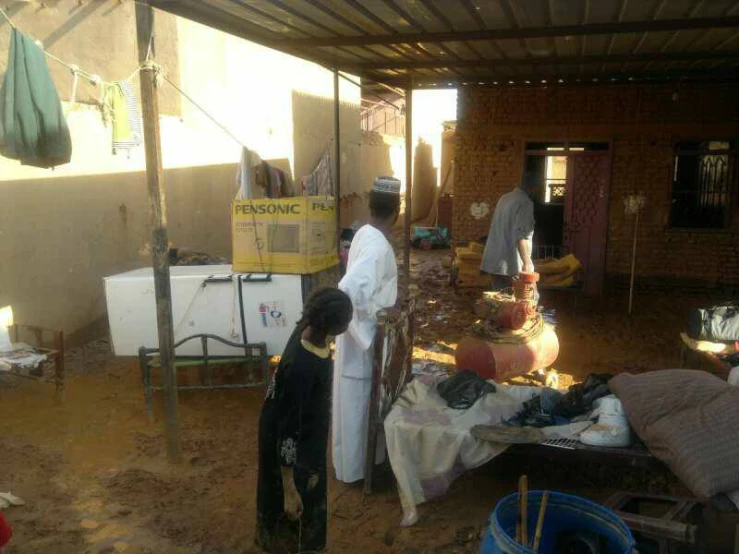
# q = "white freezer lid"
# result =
<box><xmin>105</xmin><ymin>265</ymin><xmax>276</xmax><ymax>281</ymax></box>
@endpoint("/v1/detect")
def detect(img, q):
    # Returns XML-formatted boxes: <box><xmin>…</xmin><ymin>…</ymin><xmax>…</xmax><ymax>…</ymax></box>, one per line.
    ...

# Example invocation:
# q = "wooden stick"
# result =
<box><xmin>532</xmin><ymin>491</ymin><xmax>549</xmax><ymax>552</ymax></box>
<box><xmin>333</xmin><ymin>69</ymin><xmax>341</xmax><ymax>250</ymax></box>
<box><xmin>628</xmin><ymin>208</ymin><xmax>639</xmax><ymax>315</ymax></box>
<box><xmin>135</xmin><ymin>3</ymin><xmax>181</xmax><ymax>462</ymax></box>
<box><xmin>516</xmin><ymin>475</ymin><xmax>523</xmax><ymax>543</ymax></box>
<box><xmin>519</xmin><ymin>475</ymin><xmax>529</xmax><ymax>547</ymax></box>
<box><xmin>403</xmin><ymin>77</ymin><xmax>413</xmax><ymax>293</ymax></box>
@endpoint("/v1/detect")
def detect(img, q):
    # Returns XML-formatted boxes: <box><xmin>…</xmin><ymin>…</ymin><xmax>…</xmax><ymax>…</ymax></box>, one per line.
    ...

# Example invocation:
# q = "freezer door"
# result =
<box><xmin>234</xmin><ymin>274</ymin><xmax>303</xmax><ymax>356</ymax></box>
<box><xmin>105</xmin><ymin>266</ymin><xmax>243</xmax><ymax>357</ymax></box>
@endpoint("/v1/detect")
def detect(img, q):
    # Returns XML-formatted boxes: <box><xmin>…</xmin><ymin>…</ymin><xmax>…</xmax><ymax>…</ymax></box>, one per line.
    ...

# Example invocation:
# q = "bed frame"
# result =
<box><xmin>364</xmin><ymin>298</ymin><xmax>416</xmax><ymax>495</ymax></box>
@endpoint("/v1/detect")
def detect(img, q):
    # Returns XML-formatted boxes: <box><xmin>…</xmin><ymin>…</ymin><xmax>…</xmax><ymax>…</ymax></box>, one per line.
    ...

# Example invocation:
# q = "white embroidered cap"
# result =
<box><xmin>372</xmin><ymin>176</ymin><xmax>401</xmax><ymax>195</ymax></box>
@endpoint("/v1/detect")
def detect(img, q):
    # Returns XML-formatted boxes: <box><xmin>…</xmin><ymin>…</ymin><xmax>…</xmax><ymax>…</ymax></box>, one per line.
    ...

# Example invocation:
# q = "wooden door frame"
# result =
<box><xmin>522</xmin><ymin>140</ymin><xmax>614</xmax><ymax>294</ymax></box>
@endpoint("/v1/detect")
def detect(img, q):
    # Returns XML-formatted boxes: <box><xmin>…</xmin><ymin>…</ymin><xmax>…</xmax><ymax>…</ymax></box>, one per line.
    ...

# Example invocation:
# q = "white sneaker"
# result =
<box><xmin>580</xmin><ymin>395</ymin><xmax>631</xmax><ymax>448</ymax></box>
<box><xmin>728</xmin><ymin>367</ymin><xmax>739</xmax><ymax>387</ymax></box>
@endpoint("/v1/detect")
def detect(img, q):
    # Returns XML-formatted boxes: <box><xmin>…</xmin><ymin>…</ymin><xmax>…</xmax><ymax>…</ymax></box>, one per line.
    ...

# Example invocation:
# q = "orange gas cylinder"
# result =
<box><xmin>454</xmin><ymin>324</ymin><xmax>559</xmax><ymax>381</ymax></box>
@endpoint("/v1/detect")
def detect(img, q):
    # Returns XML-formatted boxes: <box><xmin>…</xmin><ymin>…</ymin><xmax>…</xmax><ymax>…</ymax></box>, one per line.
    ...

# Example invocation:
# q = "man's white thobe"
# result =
<box><xmin>332</xmin><ymin>224</ymin><xmax>397</xmax><ymax>483</ymax></box>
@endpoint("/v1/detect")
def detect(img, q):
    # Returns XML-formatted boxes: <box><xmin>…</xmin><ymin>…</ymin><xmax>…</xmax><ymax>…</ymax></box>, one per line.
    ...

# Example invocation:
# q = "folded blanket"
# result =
<box><xmin>611</xmin><ymin>369</ymin><xmax>739</xmax><ymax>499</ymax></box>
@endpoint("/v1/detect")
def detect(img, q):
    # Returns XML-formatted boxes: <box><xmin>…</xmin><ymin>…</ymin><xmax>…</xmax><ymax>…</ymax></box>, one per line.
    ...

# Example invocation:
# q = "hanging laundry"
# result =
<box><xmin>300</xmin><ymin>149</ymin><xmax>333</xmax><ymax>196</ymax></box>
<box><xmin>235</xmin><ymin>146</ymin><xmax>263</xmax><ymax>199</ymax></box>
<box><xmin>235</xmin><ymin>148</ymin><xmax>294</xmax><ymax>199</ymax></box>
<box><xmin>101</xmin><ymin>81</ymin><xmax>142</xmax><ymax>155</ymax></box>
<box><xmin>278</xmin><ymin>169</ymin><xmax>295</xmax><ymax>197</ymax></box>
<box><xmin>0</xmin><ymin>29</ymin><xmax>72</xmax><ymax>168</ymax></box>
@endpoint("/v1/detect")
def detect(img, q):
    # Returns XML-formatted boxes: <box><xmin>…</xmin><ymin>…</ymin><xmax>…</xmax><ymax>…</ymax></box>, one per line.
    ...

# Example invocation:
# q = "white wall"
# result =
<box><xmin>0</xmin><ymin>5</ymin><xmax>361</xmax><ymax>341</ymax></box>
<box><xmin>412</xmin><ymin>89</ymin><xmax>458</xmax><ymax>188</ymax></box>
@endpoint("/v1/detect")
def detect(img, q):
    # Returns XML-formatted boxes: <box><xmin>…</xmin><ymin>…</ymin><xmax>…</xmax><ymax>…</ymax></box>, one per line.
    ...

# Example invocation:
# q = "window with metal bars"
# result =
<box><xmin>671</xmin><ymin>140</ymin><xmax>737</xmax><ymax>229</ymax></box>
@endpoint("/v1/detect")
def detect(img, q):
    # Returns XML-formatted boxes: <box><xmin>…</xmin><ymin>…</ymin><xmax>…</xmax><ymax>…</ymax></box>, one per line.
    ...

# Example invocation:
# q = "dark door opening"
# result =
<box><xmin>524</xmin><ymin>142</ymin><xmax>612</xmax><ymax>294</ymax></box>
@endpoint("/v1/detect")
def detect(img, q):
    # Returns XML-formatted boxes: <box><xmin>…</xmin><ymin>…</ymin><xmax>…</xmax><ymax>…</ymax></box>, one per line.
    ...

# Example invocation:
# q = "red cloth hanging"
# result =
<box><xmin>0</xmin><ymin>512</ymin><xmax>11</xmax><ymax>549</ymax></box>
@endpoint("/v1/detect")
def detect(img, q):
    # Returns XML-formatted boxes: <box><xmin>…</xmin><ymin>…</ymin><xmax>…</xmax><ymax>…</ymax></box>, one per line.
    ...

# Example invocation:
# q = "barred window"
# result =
<box><xmin>671</xmin><ymin>140</ymin><xmax>737</xmax><ymax>229</ymax></box>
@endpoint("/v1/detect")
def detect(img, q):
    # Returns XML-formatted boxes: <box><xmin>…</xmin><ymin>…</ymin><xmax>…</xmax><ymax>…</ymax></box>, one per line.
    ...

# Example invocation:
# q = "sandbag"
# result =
<box><xmin>456</xmin><ymin>247</ymin><xmax>483</xmax><ymax>263</ymax></box>
<box><xmin>540</xmin><ymin>275</ymin><xmax>575</xmax><ymax>288</ymax></box>
<box><xmin>535</xmin><ymin>254</ymin><xmax>581</xmax><ymax>275</ymax></box>
<box><xmin>687</xmin><ymin>304</ymin><xmax>739</xmax><ymax>342</ymax></box>
<box><xmin>457</xmin><ymin>266</ymin><xmax>482</xmax><ymax>278</ymax></box>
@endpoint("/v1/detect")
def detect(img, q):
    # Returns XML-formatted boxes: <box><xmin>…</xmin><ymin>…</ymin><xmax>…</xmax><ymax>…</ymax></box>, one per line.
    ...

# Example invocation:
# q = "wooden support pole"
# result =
<box><xmin>628</xmin><ymin>209</ymin><xmax>639</xmax><ymax>316</ymax></box>
<box><xmin>135</xmin><ymin>3</ymin><xmax>181</xmax><ymax>462</ymax></box>
<box><xmin>404</xmin><ymin>79</ymin><xmax>413</xmax><ymax>290</ymax></box>
<box><xmin>333</xmin><ymin>69</ymin><xmax>341</xmax><ymax>247</ymax></box>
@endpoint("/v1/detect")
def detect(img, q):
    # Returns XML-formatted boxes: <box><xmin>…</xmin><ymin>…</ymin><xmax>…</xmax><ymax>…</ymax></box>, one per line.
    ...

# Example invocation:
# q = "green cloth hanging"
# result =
<box><xmin>0</xmin><ymin>29</ymin><xmax>72</xmax><ymax>168</ymax></box>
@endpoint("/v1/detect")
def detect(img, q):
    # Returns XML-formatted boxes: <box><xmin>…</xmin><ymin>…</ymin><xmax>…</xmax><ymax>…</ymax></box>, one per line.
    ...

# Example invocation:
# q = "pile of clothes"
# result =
<box><xmin>507</xmin><ymin>374</ymin><xmax>612</xmax><ymax>428</ymax></box>
<box><xmin>500</xmin><ymin>374</ymin><xmax>633</xmax><ymax>448</ymax></box>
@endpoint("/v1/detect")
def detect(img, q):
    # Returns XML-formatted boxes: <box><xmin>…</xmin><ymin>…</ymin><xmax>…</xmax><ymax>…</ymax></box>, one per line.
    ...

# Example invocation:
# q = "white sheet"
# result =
<box><xmin>0</xmin><ymin>342</ymin><xmax>47</xmax><ymax>372</ymax></box>
<box><xmin>384</xmin><ymin>374</ymin><xmax>590</xmax><ymax>526</ymax></box>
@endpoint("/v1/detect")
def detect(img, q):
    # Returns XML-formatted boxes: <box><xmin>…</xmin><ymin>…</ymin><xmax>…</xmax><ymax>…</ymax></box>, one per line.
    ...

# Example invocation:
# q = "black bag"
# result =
<box><xmin>687</xmin><ymin>304</ymin><xmax>739</xmax><ymax>342</ymax></box>
<box><xmin>437</xmin><ymin>370</ymin><xmax>496</xmax><ymax>410</ymax></box>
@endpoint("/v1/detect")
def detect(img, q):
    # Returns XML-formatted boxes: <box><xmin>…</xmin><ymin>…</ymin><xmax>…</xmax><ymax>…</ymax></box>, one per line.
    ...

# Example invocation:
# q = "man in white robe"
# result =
<box><xmin>332</xmin><ymin>176</ymin><xmax>401</xmax><ymax>483</ymax></box>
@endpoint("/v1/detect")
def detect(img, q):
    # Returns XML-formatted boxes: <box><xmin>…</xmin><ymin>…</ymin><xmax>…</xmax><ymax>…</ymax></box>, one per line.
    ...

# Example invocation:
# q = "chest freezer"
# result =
<box><xmin>104</xmin><ymin>265</ymin><xmax>338</xmax><ymax>357</ymax></box>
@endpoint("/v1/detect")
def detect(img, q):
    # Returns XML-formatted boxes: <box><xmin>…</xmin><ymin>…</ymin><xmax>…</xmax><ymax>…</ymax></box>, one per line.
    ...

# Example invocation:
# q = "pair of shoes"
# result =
<box><xmin>580</xmin><ymin>395</ymin><xmax>631</xmax><ymax>448</ymax></box>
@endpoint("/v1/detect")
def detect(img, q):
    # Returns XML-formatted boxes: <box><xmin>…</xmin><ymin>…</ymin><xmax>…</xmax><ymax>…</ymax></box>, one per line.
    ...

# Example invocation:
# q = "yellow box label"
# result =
<box><xmin>232</xmin><ymin>196</ymin><xmax>338</xmax><ymax>274</ymax></box>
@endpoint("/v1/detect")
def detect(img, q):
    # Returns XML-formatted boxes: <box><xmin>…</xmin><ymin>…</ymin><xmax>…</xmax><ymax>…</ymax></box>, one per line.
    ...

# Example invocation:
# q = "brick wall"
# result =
<box><xmin>454</xmin><ymin>83</ymin><xmax>739</xmax><ymax>286</ymax></box>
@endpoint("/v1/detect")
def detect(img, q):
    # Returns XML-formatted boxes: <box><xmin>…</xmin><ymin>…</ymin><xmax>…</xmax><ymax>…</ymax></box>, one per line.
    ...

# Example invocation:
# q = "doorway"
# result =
<box><xmin>524</xmin><ymin>142</ymin><xmax>612</xmax><ymax>295</ymax></box>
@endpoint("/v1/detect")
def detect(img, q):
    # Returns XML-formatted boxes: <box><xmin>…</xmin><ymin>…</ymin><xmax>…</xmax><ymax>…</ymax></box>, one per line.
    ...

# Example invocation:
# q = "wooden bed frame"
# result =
<box><xmin>2</xmin><ymin>324</ymin><xmax>65</xmax><ymax>400</ymax></box>
<box><xmin>364</xmin><ymin>297</ymin><xmax>416</xmax><ymax>495</ymax></box>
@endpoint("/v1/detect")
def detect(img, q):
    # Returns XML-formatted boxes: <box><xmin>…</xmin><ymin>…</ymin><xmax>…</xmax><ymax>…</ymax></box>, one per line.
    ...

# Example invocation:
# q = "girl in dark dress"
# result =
<box><xmin>256</xmin><ymin>288</ymin><xmax>353</xmax><ymax>554</ymax></box>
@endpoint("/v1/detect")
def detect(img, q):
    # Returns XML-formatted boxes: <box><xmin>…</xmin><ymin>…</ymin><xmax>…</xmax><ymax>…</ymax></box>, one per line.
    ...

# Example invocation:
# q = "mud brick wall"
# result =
<box><xmin>454</xmin><ymin>84</ymin><xmax>739</xmax><ymax>286</ymax></box>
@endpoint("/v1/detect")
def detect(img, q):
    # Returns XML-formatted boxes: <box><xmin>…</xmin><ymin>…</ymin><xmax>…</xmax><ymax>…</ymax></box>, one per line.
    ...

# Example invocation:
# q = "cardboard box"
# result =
<box><xmin>232</xmin><ymin>196</ymin><xmax>338</xmax><ymax>274</ymax></box>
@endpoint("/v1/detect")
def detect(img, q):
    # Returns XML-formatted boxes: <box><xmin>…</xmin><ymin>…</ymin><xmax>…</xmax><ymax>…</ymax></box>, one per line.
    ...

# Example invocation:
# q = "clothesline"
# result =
<box><xmin>1</xmin><ymin>6</ymin><xmax>140</xmax><ymax>90</ymax></box>
<box><xmin>1</xmin><ymin>5</ymin><xmax>342</xmax><ymax>172</ymax></box>
<box><xmin>162</xmin><ymin>74</ymin><xmax>249</xmax><ymax>152</ymax></box>
<box><xmin>0</xmin><ymin>6</ymin><xmax>15</xmax><ymax>29</ymax></box>
<box><xmin>1</xmin><ymin>6</ymin><xmax>251</xmax><ymax>152</ymax></box>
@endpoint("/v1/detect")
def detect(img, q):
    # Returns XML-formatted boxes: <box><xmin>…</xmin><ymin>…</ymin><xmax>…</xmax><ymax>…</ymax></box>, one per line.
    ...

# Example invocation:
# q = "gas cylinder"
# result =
<box><xmin>454</xmin><ymin>324</ymin><xmax>559</xmax><ymax>381</ymax></box>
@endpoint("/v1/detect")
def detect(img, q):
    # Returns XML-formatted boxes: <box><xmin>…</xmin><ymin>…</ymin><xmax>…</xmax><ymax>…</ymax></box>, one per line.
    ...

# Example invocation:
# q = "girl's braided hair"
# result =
<box><xmin>297</xmin><ymin>287</ymin><xmax>353</xmax><ymax>334</ymax></box>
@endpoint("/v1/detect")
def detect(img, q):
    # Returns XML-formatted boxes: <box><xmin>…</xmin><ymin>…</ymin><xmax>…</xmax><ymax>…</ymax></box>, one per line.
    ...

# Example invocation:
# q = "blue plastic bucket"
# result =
<box><xmin>480</xmin><ymin>491</ymin><xmax>634</xmax><ymax>554</ymax></box>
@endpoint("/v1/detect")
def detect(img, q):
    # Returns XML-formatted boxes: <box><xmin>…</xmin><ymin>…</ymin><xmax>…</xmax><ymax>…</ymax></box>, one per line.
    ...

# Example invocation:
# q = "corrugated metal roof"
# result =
<box><xmin>149</xmin><ymin>0</ymin><xmax>739</xmax><ymax>89</ymax></box>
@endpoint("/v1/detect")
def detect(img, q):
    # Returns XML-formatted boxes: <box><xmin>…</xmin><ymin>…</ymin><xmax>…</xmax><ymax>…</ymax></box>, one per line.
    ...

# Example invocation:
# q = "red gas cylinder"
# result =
<box><xmin>454</xmin><ymin>324</ymin><xmax>559</xmax><ymax>381</ymax></box>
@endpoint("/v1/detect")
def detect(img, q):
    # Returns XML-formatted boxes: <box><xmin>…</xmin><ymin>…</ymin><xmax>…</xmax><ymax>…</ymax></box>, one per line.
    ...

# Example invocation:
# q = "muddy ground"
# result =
<box><xmin>0</xmin><ymin>250</ymin><xmax>727</xmax><ymax>553</ymax></box>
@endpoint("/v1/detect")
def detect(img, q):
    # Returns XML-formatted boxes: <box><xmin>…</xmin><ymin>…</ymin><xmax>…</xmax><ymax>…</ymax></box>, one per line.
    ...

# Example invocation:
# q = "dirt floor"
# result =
<box><xmin>0</xmin><ymin>250</ymin><xmax>728</xmax><ymax>553</ymax></box>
